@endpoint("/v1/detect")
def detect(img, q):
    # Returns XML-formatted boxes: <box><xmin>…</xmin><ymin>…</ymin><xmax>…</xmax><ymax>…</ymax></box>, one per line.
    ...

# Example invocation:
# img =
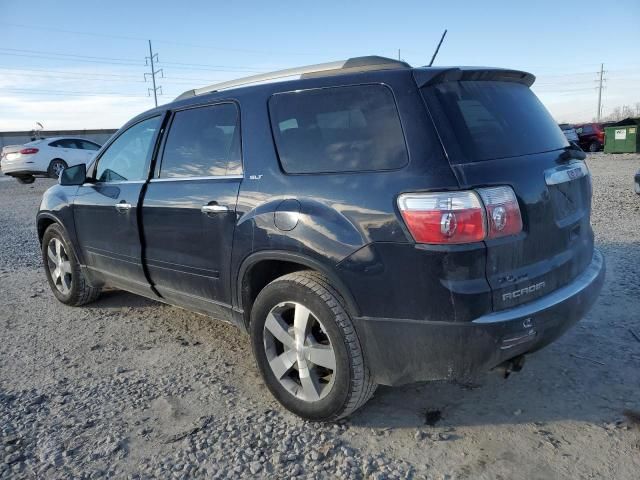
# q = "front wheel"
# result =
<box><xmin>250</xmin><ymin>271</ymin><xmax>376</xmax><ymax>421</ymax></box>
<box><xmin>42</xmin><ymin>223</ymin><xmax>100</xmax><ymax>306</ymax></box>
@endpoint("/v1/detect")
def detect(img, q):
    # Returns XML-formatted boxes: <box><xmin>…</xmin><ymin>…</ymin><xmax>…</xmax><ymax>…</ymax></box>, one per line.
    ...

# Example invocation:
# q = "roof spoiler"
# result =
<box><xmin>414</xmin><ymin>68</ymin><xmax>535</xmax><ymax>88</ymax></box>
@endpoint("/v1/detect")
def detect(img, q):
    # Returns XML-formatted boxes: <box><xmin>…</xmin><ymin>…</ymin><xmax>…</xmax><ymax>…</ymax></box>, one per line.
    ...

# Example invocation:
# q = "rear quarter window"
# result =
<box><xmin>269</xmin><ymin>84</ymin><xmax>408</xmax><ymax>174</ymax></box>
<box><xmin>422</xmin><ymin>81</ymin><xmax>568</xmax><ymax>163</ymax></box>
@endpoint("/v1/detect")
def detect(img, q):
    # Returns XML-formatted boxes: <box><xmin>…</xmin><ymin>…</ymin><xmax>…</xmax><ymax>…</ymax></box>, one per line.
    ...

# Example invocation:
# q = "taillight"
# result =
<box><xmin>20</xmin><ymin>148</ymin><xmax>39</xmax><ymax>155</ymax></box>
<box><xmin>477</xmin><ymin>186</ymin><xmax>522</xmax><ymax>239</ymax></box>
<box><xmin>398</xmin><ymin>186</ymin><xmax>522</xmax><ymax>244</ymax></box>
<box><xmin>397</xmin><ymin>191</ymin><xmax>486</xmax><ymax>244</ymax></box>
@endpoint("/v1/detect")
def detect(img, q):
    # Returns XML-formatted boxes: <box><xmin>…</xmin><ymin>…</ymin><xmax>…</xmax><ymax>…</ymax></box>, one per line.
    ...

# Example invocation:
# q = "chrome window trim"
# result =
<box><xmin>149</xmin><ymin>175</ymin><xmax>243</xmax><ymax>183</ymax></box>
<box><xmin>81</xmin><ymin>180</ymin><xmax>146</xmax><ymax>186</ymax></box>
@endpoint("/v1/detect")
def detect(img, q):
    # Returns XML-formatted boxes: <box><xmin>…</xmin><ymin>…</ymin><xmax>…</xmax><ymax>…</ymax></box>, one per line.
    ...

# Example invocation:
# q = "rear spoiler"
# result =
<box><xmin>414</xmin><ymin>68</ymin><xmax>535</xmax><ymax>88</ymax></box>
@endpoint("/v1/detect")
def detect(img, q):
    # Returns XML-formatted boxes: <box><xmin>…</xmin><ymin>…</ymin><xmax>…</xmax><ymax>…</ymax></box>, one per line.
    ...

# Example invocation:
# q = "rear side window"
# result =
<box><xmin>50</xmin><ymin>139</ymin><xmax>77</xmax><ymax>149</ymax></box>
<box><xmin>77</xmin><ymin>140</ymin><xmax>101</xmax><ymax>150</ymax></box>
<box><xmin>269</xmin><ymin>84</ymin><xmax>408</xmax><ymax>174</ymax></box>
<box><xmin>159</xmin><ymin>103</ymin><xmax>241</xmax><ymax>178</ymax></box>
<box><xmin>423</xmin><ymin>81</ymin><xmax>569</xmax><ymax>163</ymax></box>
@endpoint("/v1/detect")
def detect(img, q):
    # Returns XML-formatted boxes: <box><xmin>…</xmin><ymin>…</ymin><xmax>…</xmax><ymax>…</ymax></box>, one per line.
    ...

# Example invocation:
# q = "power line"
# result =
<box><xmin>0</xmin><ymin>66</ymin><xmax>143</xmax><ymax>79</ymax></box>
<box><xmin>2</xmin><ymin>88</ymin><xmax>147</xmax><ymax>98</ymax></box>
<box><xmin>0</xmin><ymin>22</ymin><xmax>320</xmax><ymax>56</ymax></box>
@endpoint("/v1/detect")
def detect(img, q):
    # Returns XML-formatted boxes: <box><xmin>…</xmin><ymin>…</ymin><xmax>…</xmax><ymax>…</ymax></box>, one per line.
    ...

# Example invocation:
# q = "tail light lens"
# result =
<box><xmin>477</xmin><ymin>186</ymin><xmax>522</xmax><ymax>239</ymax></box>
<box><xmin>398</xmin><ymin>186</ymin><xmax>522</xmax><ymax>244</ymax></box>
<box><xmin>20</xmin><ymin>148</ymin><xmax>39</xmax><ymax>155</ymax></box>
<box><xmin>397</xmin><ymin>191</ymin><xmax>486</xmax><ymax>244</ymax></box>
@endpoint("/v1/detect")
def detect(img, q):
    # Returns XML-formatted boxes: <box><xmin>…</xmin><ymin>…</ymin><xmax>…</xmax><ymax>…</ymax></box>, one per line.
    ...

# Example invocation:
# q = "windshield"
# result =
<box><xmin>422</xmin><ymin>81</ymin><xmax>569</xmax><ymax>163</ymax></box>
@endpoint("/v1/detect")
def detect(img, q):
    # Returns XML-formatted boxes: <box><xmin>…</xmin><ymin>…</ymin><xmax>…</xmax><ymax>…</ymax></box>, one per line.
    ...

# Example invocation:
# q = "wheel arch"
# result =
<box><xmin>235</xmin><ymin>251</ymin><xmax>360</xmax><ymax>330</ymax></box>
<box><xmin>37</xmin><ymin>212</ymin><xmax>62</xmax><ymax>245</ymax></box>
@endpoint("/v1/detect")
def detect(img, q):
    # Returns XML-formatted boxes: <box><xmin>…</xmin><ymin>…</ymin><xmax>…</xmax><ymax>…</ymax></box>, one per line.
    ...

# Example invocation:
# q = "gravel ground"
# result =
<box><xmin>1</xmin><ymin>153</ymin><xmax>639</xmax><ymax>479</ymax></box>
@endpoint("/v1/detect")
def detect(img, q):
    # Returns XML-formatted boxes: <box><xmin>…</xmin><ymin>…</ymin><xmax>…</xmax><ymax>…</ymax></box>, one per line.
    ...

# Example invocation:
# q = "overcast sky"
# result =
<box><xmin>0</xmin><ymin>0</ymin><xmax>638</xmax><ymax>131</ymax></box>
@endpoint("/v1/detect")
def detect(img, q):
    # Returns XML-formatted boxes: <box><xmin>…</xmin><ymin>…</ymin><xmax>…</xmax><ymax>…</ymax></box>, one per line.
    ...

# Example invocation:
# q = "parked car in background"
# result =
<box><xmin>559</xmin><ymin>123</ymin><xmax>579</xmax><ymax>143</ymax></box>
<box><xmin>37</xmin><ymin>56</ymin><xmax>605</xmax><ymax>421</ymax></box>
<box><xmin>1</xmin><ymin>137</ymin><xmax>101</xmax><ymax>184</ymax></box>
<box><xmin>575</xmin><ymin>123</ymin><xmax>605</xmax><ymax>152</ymax></box>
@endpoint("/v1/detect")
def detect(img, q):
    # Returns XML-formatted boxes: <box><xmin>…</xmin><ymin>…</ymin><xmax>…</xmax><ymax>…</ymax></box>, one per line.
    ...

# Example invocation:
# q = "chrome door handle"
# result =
<box><xmin>115</xmin><ymin>202</ymin><xmax>132</xmax><ymax>212</ymax></box>
<box><xmin>201</xmin><ymin>204</ymin><xmax>229</xmax><ymax>214</ymax></box>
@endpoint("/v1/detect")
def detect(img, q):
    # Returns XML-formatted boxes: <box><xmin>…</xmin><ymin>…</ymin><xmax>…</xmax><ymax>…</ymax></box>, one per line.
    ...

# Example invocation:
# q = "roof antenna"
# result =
<box><xmin>428</xmin><ymin>29</ymin><xmax>447</xmax><ymax>67</ymax></box>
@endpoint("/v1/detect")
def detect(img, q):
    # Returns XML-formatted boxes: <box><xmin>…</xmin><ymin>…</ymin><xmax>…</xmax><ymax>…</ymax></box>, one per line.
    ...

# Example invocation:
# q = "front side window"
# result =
<box><xmin>269</xmin><ymin>84</ymin><xmax>408</xmax><ymax>174</ymax></box>
<box><xmin>95</xmin><ymin>116</ymin><xmax>160</xmax><ymax>182</ymax></box>
<box><xmin>159</xmin><ymin>103</ymin><xmax>241</xmax><ymax>178</ymax></box>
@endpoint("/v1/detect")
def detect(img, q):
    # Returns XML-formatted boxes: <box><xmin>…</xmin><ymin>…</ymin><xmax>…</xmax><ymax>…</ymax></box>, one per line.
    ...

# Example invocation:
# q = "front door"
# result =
<box><xmin>141</xmin><ymin>102</ymin><xmax>242</xmax><ymax>319</ymax></box>
<box><xmin>74</xmin><ymin>115</ymin><xmax>163</xmax><ymax>297</ymax></box>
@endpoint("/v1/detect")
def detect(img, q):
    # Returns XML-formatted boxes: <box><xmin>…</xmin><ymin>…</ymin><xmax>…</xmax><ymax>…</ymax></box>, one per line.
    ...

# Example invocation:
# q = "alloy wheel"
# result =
<box><xmin>263</xmin><ymin>301</ymin><xmax>337</xmax><ymax>402</ymax></box>
<box><xmin>52</xmin><ymin>161</ymin><xmax>66</xmax><ymax>177</ymax></box>
<box><xmin>47</xmin><ymin>238</ymin><xmax>72</xmax><ymax>294</ymax></box>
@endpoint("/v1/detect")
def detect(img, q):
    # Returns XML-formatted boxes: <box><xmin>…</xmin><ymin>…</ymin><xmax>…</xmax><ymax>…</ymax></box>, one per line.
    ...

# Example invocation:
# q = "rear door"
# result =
<box><xmin>422</xmin><ymin>79</ymin><xmax>594</xmax><ymax>311</ymax></box>
<box><xmin>74</xmin><ymin>116</ymin><xmax>162</xmax><ymax>297</ymax></box>
<box><xmin>141</xmin><ymin>102</ymin><xmax>242</xmax><ymax>319</ymax></box>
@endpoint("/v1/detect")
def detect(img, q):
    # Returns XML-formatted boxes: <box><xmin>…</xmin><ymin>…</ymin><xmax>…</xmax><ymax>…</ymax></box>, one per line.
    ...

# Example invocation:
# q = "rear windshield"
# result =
<box><xmin>423</xmin><ymin>81</ymin><xmax>568</xmax><ymax>163</ymax></box>
<box><xmin>269</xmin><ymin>84</ymin><xmax>408</xmax><ymax>174</ymax></box>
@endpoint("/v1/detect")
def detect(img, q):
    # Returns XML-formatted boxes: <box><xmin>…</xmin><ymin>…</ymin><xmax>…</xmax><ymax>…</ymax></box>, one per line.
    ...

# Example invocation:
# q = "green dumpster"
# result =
<box><xmin>604</xmin><ymin>125</ymin><xmax>639</xmax><ymax>153</ymax></box>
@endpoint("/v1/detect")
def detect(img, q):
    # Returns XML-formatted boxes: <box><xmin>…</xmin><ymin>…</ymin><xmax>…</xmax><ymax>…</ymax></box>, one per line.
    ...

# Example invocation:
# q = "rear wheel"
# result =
<box><xmin>589</xmin><ymin>141</ymin><xmax>600</xmax><ymax>152</ymax></box>
<box><xmin>250</xmin><ymin>271</ymin><xmax>376</xmax><ymax>421</ymax></box>
<box><xmin>48</xmin><ymin>159</ymin><xmax>67</xmax><ymax>179</ymax></box>
<box><xmin>15</xmin><ymin>176</ymin><xmax>35</xmax><ymax>184</ymax></box>
<box><xmin>42</xmin><ymin>223</ymin><xmax>100</xmax><ymax>306</ymax></box>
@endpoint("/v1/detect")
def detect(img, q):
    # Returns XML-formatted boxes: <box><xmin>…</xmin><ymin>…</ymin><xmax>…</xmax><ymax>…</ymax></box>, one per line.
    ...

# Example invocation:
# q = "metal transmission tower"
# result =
<box><xmin>145</xmin><ymin>40</ymin><xmax>163</xmax><ymax>107</ymax></box>
<box><xmin>596</xmin><ymin>63</ymin><xmax>606</xmax><ymax>122</ymax></box>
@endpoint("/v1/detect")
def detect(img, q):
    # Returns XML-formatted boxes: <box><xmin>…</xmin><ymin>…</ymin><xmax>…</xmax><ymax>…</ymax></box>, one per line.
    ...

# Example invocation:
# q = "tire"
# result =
<box><xmin>250</xmin><ymin>271</ymin><xmax>376</xmax><ymax>421</ymax></box>
<box><xmin>47</xmin><ymin>159</ymin><xmax>67</xmax><ymax>179</ymax></box>
<box><xmin>42</xmin><ymin>223</ymin><xmax>100</xmax><ymax>306</ymax></box>
<box><xmin>589</xmin><ymin>142</ymin><xmax>600</xmax><ymax>152</ymax></box>
<box><xmin>15</xmin><ymin>176</ymin><xmax>35</xmax><ymax>184</ymax></box>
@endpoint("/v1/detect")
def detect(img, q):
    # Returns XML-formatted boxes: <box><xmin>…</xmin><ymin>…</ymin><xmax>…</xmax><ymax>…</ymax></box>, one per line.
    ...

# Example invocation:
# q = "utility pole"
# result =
<box><xmin>398</xmin><ymin>49</ymin><xmax>401</xmax><ymax>61</ymax></box>
<box><xmin>145</xmin><ymin>40</ymin><xmax>163</xmax><ymax>107</ymax></box>
<box><xmin>596</xmin><ymin>63</ymin><xmax>604</xmax><ymax>122</ymax></box>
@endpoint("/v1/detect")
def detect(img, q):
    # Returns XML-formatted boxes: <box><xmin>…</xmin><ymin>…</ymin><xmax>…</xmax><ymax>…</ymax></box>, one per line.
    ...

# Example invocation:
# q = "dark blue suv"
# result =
<box><xmin>37</xmin><ymin>56</ymin><xmax>605</xmax><ymax>421</ymax></box>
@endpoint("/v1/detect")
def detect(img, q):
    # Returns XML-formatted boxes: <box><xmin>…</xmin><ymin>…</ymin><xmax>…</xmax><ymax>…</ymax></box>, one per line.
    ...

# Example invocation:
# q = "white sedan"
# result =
<box><xmin>0</xmin><ymin>137</ymin><xmax>101</xmax><ymax>184</ymax></box>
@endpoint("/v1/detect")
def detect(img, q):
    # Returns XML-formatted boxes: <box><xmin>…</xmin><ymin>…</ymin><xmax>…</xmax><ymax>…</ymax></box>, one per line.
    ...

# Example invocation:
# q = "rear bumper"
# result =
<box><xmin>354</xmin><ymin>249</ymin><xmax>605</xmax><ymax>386</ymax></box>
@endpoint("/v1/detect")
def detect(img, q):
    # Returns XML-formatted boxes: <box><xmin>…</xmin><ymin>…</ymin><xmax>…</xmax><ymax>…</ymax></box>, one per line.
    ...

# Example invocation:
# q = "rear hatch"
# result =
<box><xmin>419</xmin><ymin>71</ymin><xmax>594</xmax><ymax>310</ymax></box>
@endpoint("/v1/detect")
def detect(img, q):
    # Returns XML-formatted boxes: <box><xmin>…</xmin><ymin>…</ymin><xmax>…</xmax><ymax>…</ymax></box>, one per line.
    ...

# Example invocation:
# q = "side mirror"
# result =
<box><xmin>59</xmin><ymin>163</ymin><xmax>87</xmax><ymax>186</ymax></box>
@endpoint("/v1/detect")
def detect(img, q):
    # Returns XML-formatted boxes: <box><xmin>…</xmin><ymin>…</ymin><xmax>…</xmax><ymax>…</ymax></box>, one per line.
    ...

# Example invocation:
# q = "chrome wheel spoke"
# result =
<box><xmin>265</xmin><ymin>312</ymin><xmax>295</xmax><ymax>349</ymax></box>
<box><xmin>269</xmin><ymin>351</ymin><xmax>296</xmax><ymax>380</ymax></box>
<box><xmin>306</xmin><ymin>344</ymin><xmax>336</xmax><ymax>370</ymax></box>
<box><xmin>60</xmin><ymin>261</ymin><xmax>72</xmax><ymax>275</ymax></box>
<box><xmin>55</xmin><ymin>238</ymin><xmax>62</xmax><ymax>259</ymax></box>
<box><xmin>299</xmin><ymin>368</ymin><xmax>321</xmax><ymax>401</ymax></box>
<box><xmin>47</xmin><ymin>244</ymin><xmax>57</xmax><ymax>264</ymax></box>
<box><xmin>293</xmin><ymin>304</ymin><xmax>311</xmax><ymax>343</ymax></box>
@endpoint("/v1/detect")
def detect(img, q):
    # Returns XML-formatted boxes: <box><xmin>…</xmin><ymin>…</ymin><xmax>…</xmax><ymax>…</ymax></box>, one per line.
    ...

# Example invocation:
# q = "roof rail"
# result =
<box><xmin>174</xmin><ymin>56</ymin><xmax>411</xmax><ymax>101</ymax></box>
